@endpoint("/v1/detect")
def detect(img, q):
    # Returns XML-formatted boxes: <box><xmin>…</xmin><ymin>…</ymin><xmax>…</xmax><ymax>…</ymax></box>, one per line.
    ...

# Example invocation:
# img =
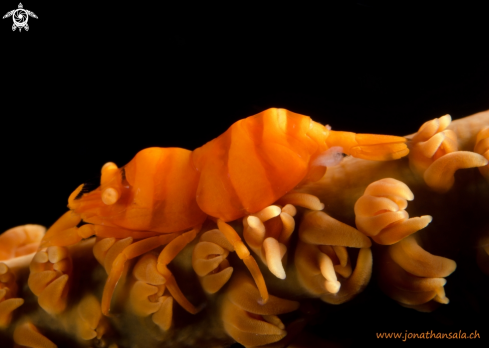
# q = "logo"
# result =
<box><xmin>3</xmin><ymin>3</ymin><xmax>37</xmax><ymax>32</ymax></box>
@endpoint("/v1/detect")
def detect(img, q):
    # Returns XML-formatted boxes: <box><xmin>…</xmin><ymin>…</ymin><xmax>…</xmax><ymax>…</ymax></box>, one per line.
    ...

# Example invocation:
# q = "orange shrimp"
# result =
<box><xmin>193</xmin><ymin>108</ymin><xmax>409</xmax><ymax>221</ymax></box>
<box><xmin>41</xmin><ymin>148</ymin><xmax>207</xmax><ymax>316</ymax></box>
<box><xmin>39</xmin><ymin>108</ymin><xmax>409</xmax><ymax>316</ymax></box>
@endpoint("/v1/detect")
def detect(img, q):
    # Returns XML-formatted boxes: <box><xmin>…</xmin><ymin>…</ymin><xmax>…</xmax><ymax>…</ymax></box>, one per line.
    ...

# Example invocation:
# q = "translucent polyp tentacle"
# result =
<box><xmin>475</xmin><ymin>126</ymin><xmax>489</xmax><ymax>180</ymax></box>
<box><xmin>0</xmin><ymin>224</ymin><xmax>45</xmax><ymax>261</ymax></box>
<box><xmin>408</xmin><ymin>114</ymin><xmax>488</xmax><ymax>192</ymax></box>
<box><xmin>388</xmin><ymin>235</ymin><xmax>457</xmax><ymax>278</ymax></box>
<box><xmin>128</xmin><ymin>252</ymin><xmax>173</xmax><ymax>331</ymax></box>
<box><xmin>74</xmin><ymin>294</ymin><xmax>110</xmax><ymax>341</ymax></box>
<box><xmin>27</xmin><ymin>246</ymin><xmax>72</xmax><ymax>315</ymax></box>
<box><xmin>221</xmin><ymin>298</ymin><xmax>286</xmax><ymax>347</ymax></box>
<box><xmin>279</xmin><ymin>205</ymin><xmax>296</xmax><ymax>244</ymax></box>
<box><xmin>129</xmin><ymin>276</ymin><xmax>164</xmax><ymax>316</ymax></box>
<box><xmin>424</xmin><ymin>151</ymin><xmax>488</xmax><ymax>193</ymax></box>
<box><xmin>262</xmin><ymin>237</ymin><xmax>286</xmax><ymax>279</ymax></box>
<box><xmin>320</xmin><ymin>247</ymin><xmax>372</xmax><ymax>304</ymax></box>
<box><xmin>193</xmin><ymin>242</ymin><xmax>230</xmax><ymax>277</ymax></box>
<box><xmin>300</xmin><ymin>211</ymin><xmax>371</xmax><ymax>248</ymax></box>
<box><xmin>412</xmin><ymin>114</ymin><xmax>452</xmax><ymax>143</ymax></box>
<box><xmin>0</xmin><ymin>262</ymin><xmax>24</xmax><ymax>328</ymax></box>
<box><xmin>409</xmin><ymin>114</ymin><xmax>457</xmax><ymax>176</ymax></box>
<box><xmin>379</xmin><ymin>235</ymin><xmax>456</xmax><ymax>310</ymax></box>
<box><xmin>242</xmin><ymin>205</ymin><xmax>287</xmax><ymax>279</ymax></box>
<box><xmin>152</xmin><ymin>296</ymin><xmax>174</xmax><ymax>332</ymax></box>
<box><xmin>13</xmin><ymin>321</ymin><xmax>57</xmax><ymax>348</ymax></box>
<box><xmin>98</xmin><ymin>234</ymin><xmax>175</xmax><ymax>315</ymax></box>
<box><xmin>242</xmin><ymin>194</ymin><xmax>325</xmax><ymax>281</ymax></box>
<box><xmin>295</xmin><ymin>243</ymin><xmax>327</xmax><ymax>296</ymax></box>
<box><xmin>192</xmin><ymin>229</ymin><xmax>234</xmax><ymax>294</ymax></box>
<box><xmin>100</xmin><ymin>229</ymin><xmax>188</xmax><ymax>316</ymax></box>
<box><xmin>276</xmin><ymin>192</ymin><xmax>324</xmax><ymax>211</ymax></box>
<box><xmin>326</xmin><ymin>130</ymin><xmax>409</xmax><ymax>161</ymax></box>
<box><xmin>379</xmin><ymin>252</ymin><xmax>446</xmax><ymax>307</ymax></box>
<box><xmin>217</xmin><ymin>219</ymin><xmax>269</xmax><ymax>304</ymax></box>
<box><xmin>295</xmin><ymin>211</ymin><xmax>372</xmax><ymax>303</ymax></box>
<box><xmin>220</xmin><ymin>272</ymin><xmax>299</xmax><ymax>347</ymax></box>
<box><xmin>355</xmin><ymin>178</ymin><xmax>432</xmax><ymax>244</ymax></box>
<box><xmin>295</xmin><ymin>240</ymin><xmax>372</xmax><ymax>303</ymax></box>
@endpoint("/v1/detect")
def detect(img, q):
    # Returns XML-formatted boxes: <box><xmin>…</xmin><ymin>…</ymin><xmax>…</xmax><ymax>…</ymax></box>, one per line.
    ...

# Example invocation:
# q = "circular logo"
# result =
<box><xmin>13</xmin><ymin>9</ymin><xmax>27</xmax><ymax>27</ymax></box>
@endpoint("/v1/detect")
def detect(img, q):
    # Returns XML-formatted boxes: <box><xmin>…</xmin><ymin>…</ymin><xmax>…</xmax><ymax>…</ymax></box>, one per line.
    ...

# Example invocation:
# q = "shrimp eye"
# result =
<box><xmin>102</xmin><ymin>187</ymin><xmax>119</xmax><ymax>205</ymax></box>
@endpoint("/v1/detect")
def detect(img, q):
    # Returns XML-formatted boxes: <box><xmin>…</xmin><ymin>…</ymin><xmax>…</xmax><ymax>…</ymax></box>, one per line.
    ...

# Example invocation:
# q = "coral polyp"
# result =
<box><xmin>0</xmin><ymin>109</ymin><xmax>488</xmax><ymax>347</ymax></box>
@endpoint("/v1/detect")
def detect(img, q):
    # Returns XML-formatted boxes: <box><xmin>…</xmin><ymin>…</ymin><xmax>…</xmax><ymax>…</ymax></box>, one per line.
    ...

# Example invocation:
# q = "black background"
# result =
<box><xmin>1</xmin><ymin>1</ymin><xmax>488</xmax><ymax>347</ymax></box>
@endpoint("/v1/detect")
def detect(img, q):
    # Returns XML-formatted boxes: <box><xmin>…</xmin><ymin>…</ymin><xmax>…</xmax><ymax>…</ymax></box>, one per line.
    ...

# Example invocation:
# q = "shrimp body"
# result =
<box><xmin>68</xmin><ymin>147</ymin><xmax>207</xmax><ymax>233</ymax></box>
<box><xmin>68</xmin><ymin>108</ymin><xmax>408</xmax><ymax>231</ymax></box>
<box><xmin>193</xmin><ymin>108</ymin><xmax>408</xmax><ymax>221</ymax></box>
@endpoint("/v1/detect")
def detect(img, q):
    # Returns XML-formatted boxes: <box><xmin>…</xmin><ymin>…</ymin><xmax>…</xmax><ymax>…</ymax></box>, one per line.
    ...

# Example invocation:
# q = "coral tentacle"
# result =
<box><xmin>13</xmin><ymin>321</ymin><xmax>57</xmax><ymax>348</ymax></box>
<box><xmin>355</xmin><ymin>178</ymin><xmax>432</xmax><ymax>244</ymax></box>
<box><xmin>388</xmin><ymin>235</ymin><xmax>457</xmax><ymax>278</ymax></box>
<box><xmin>423</xmin><ymin>151</ymin><xmax>488</xmax><ymax>193</ymax></box>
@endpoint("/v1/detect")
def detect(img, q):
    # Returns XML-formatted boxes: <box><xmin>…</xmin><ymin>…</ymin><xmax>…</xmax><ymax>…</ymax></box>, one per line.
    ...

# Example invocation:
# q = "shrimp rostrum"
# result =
<box><xmin>37</xmin><ymin>108</ymin><xmax>409</xmax><ymax>319</ymax></box>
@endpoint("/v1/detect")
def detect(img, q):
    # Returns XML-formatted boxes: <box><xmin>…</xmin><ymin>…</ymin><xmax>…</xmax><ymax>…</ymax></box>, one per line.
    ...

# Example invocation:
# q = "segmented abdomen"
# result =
<box><xmin>109</xmin><ymin>147</ymin><xmax>207</xmax><ymax>233</ymax></box>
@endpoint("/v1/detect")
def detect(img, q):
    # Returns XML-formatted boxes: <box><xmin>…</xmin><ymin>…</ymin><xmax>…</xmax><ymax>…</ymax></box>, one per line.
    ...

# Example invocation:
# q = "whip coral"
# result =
<box><xmin>0</xmin><ymin>109</ymin><xmax>488</xmax><ymax>347</ymax></box>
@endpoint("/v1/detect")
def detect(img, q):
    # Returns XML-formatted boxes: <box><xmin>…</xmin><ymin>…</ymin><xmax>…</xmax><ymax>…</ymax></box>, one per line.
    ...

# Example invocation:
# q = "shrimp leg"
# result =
<box><xmin>156</xmin><ymin>225</ymin><xmax>202</xmax><ymax>314</ymax></box>
<box><xmin>217</xmin><ymin>219</ymin><xmax>269</xmax><ymax>304</ymax></box>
